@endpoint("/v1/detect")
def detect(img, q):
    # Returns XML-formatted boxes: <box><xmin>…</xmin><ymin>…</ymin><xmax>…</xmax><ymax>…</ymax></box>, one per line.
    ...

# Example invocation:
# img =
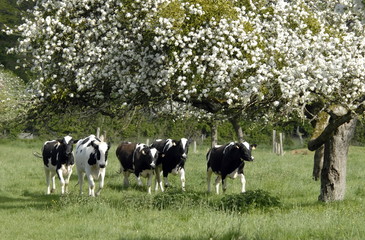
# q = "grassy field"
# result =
<box><xmin>1</xmin><ymin>139</ymin><xmax>365</xmax><ymax>240</ymax></box>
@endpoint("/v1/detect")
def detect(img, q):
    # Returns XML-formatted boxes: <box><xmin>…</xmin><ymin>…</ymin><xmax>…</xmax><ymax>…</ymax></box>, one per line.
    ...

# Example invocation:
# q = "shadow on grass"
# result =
<box><xmin>0</xmin><ymin>191</ymin><xmax>59</xmax><ymax>210</ymax></box>
<box><xmin>118</xmin><ymin>230</ymin><xmax>249</xmax><ymax>240</ymax></box>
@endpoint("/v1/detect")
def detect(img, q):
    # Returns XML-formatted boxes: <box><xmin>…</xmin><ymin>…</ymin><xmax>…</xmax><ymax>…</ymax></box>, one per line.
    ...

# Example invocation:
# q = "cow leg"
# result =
<box><xmin>154</xmin><ymin>166</ymin><xmax>164</xmax><ymax>192</ymax></box>
<box><xmin>163</xmin><ymin>169</ymin><xmax>170</xmax><ymax>189</ymax></box>
<box><xmin>163</xmin><ymin>176</ymin><xmax>169</xmax><ymax>189</ymax></box>
<box><xmin>222</xmin><ymin>176</ymin><xmax>227</xmax><ymax>194</ymax></box>
<box><xmin>64</xmin><ymin>166</ymin><xmax>73</xmax><ymax>194</ymax></box>
<box><xmin>77</xmin><ymin>170</ymin><xmax>85</xmax><ymax>195</ymax></box>
<box><xmin>96</xmin><ymin>168</ymin><xmax>105</xmax><ymax>196</ymax></box>
<box><xmin>147</xmin><ymin>173</ymin><xmax>153</xmax><ymax>194</ymax></box>
<box><xmin>136</xmin><ymin>175</ymin><xmax>143</xmax><ymax>186</ymax></box>
<box><xmin>51</xmin><ymin>172</ymin><xmax>57</xmax><ymax>193</ymax></box>
<box><xmin>57</xmin><ymin>168</ymin><xmax>66</xmax><ymax>195</ymax></box>
<box><xmin>240</xmin><ymin>174</ymin><xmax>246</xmax><ymax>193</ymax></box>
<box><xmin>123</xmin><ymin>171</ymin><xmax>130</xmax><ymax>187</ymax></box>
<box><xmin>215</xmin><ymin>175</ymin><xmax>221</xmax><ymax>194</ymax></box>
<box><xmin>179</xmin><ymin>168</ymin><xmax>186</xmax><ymax>191</ymax></box>
<box><xmin>86</xmin><ymin>173</ymin><xmax>95</xmax><ymax>197</ymax></box>
<box><xmin>207</xmin><ymin>168</ymin><xmax>213</xmax><ymax>193</ymax></box>
<box><xmin>44</xmin><ymin>168</ymin><xmax>52</xmax><ymax>194</ymax></box>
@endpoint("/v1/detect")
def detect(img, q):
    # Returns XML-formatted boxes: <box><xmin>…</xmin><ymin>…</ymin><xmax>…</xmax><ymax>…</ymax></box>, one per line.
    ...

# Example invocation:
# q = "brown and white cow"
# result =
<box><xmin>116</xmin><ymin>142</ymin><xmax>158</xmax><ymax>194</ymax></box>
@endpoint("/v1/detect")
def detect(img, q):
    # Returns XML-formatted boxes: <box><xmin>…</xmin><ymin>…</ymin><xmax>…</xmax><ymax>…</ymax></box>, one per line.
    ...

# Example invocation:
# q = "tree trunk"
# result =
<box><xmin>312</xmin><ymin>145</ymin><xmax>324</xmax><ymax>181</ymax></box>
<box><xmin>319</xmin><ymin>118</ymin><xmax>357</xmax><ymax>202</ymax></box>
<box><xmin>210</xmin><ymin>121</ymin><xmax>218</xmax><ymax>148</ymax></box>
<box><xmin>230</xmin><ymin>117</ymin><xmax>244</xmax><ymax>143</ymax></box>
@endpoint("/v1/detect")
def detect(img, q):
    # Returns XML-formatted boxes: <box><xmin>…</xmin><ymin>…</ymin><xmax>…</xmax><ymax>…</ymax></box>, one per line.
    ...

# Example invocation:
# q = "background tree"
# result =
<box><xmin>9</xmin><ymin>0</ymin><xmax>365</xmax><ymax>201</ymax></box>
<box><xmin>0</xmin><ymin>67</ymin><xmax>29</xmax><ymax>136</ymax></box>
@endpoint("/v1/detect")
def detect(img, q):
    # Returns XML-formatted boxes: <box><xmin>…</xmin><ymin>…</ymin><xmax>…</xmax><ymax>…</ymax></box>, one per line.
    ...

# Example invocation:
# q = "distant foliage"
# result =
<box><xmin>353</xmin><ymin>118</ymin><xmax>365</xmax><ymax>145</ymax></box>
<box><xmin>0</xmin><ymin>68</ymin><xmax>30</xmax><ymax>136</ymax></box>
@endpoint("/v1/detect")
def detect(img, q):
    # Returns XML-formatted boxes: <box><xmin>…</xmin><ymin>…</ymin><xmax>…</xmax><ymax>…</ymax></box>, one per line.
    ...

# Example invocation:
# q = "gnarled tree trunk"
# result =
<box><xmin>308</xmin><ymin>105</ymin><xmax>357</xmax><ymax>202</ymax></box>
<box><xmin>318</xmin><ymin>118</ymin><xmax>357</xmax><ymax>202</ymax></box>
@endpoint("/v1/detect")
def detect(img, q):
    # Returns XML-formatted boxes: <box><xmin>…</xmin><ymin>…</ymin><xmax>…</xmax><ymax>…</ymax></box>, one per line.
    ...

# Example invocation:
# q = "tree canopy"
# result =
<box><xmin>8</xmin><ymin>0</ymin><xmax>365</xmax><ymax>122</ymax></box>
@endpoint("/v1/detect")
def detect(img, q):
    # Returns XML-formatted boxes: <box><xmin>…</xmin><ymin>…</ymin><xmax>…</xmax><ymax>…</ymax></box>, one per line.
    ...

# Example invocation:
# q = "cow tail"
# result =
<box><xmin>33</xmin><ymin>152</ymin><xmax>42</xmax><ymax>158</ymax></box>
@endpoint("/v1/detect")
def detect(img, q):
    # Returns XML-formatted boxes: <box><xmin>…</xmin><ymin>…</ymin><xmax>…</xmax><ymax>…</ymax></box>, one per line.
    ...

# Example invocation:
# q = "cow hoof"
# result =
<box><xmin>50</xmin><ymin>189</ymin><xmax>56</xmax><ymax>193</ymax></box>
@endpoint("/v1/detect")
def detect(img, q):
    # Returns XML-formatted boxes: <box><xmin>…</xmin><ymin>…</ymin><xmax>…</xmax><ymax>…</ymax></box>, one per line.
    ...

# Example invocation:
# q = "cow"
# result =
<box><xmin>41</xmin><ymin>135</ymin><xmax>78</xmax><ymax>194</ymax></box>
<box><xmin>206</xmin><ymin>142</ymin><xmax>256</xmax><ymax>194</ymax></box>
<box><xmin>116</xmin><ymin>142</ymin><xmax>158</xmax><ymax>194</ymax></box>
<box><xmin>151</xmin><ymin>138</ymin><xmax>190</xmax><ymax>192</ymax></box>
<box><xmin>75</xmin><ymin>135</ymin><xmax>110</xmax><ymax>197</ymax></box>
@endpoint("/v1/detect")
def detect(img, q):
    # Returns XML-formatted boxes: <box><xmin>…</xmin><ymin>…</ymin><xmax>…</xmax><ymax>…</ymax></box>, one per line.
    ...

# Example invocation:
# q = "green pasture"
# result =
<box><xmin>1</xmin><ymin>139</ymin><xmax>365</xmax><ymax>240</ymax></box>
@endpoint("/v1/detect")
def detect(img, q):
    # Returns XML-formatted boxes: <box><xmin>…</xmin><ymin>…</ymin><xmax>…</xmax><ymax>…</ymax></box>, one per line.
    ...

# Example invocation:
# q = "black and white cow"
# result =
<box><xmin>75</xmin><ymin>135</ymin><xmax>110</xmax><ymax>197</ymax></box>
<box><xmin>206</xmin><ymin>142</ymin><xmax>255</xmax><ymax>194</ymax></box>
<box><xmin>116</xmin><ymin>142</ymin><xmax>158</xmax><ymax>194</ymax></box>
<box><xmin>41</xmin><ymin>135</ymin><xmax>78</xmax><ymax>194</ymax></box>
<box><xmin>151</xmin><ymin>138</ymin><xmax>190</xmax><ymax>192</ymax></box>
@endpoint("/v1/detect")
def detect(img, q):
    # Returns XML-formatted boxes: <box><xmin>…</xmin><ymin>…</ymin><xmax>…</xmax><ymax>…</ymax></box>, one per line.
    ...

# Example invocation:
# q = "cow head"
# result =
<box><xmin>137</xmin><ymin>144</ymin><xmax>158</xmax><ymax>169</ymax></box>
<box><xmin>90</xmin><ymin>140</ymin><xmax>110</xmax><ymax>168</ymax></box>
<box><xmin>58</xmin><ymin>135</ymin><xmax>77</xmax><ymax>165</ymax></box>
<box><xmin>169</xmin><ymin>138</ymin><xmax>190</xmax><ymax>169</ymax></box>
<box><xmin>237</xmin><ymin>142</ymin><xmax>254</xmax><ymax>162</ymax></box>
<box><xmin>178</xmin><ymin>138</ymin><xmax>190</xmax><ymax>161</ymax></box>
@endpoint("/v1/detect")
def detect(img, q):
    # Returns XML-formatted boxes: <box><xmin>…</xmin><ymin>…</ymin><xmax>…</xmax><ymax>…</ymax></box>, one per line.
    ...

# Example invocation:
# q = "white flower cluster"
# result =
<box><xmin>9</xmin><ymin>0</ymin><xmax>365</xmax><ymax>118</ymax></box>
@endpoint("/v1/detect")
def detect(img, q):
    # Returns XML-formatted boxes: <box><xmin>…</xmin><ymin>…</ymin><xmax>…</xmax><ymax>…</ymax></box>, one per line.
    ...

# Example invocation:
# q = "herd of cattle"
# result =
<box><xmin>39</xmin><ymin>134</ymin><xmax>256</xmax><ymax>196</ymax></box>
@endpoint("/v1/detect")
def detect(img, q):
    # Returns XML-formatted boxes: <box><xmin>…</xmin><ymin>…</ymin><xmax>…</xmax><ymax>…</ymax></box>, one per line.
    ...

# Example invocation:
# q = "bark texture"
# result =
<box><xmin>318</xmin><ymin>118</ymin><xmax>357</xmax><ymax>202</ymax></box>
<box><xmin>312</xmin><ymin>145</ymin><xmax>324</xmax><ymax>181</ymax></box>
<box><xmin>230</xmin><ymin>117</ymin><xmax>244</xmax><ymax>143</ymax></box>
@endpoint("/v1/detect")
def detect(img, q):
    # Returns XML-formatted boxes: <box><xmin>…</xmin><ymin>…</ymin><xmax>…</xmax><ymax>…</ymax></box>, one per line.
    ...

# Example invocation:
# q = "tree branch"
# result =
<box><xmin>307</xmin><ymin>111</ymin><xmax>353</xmax><ymax>151</ymax></box>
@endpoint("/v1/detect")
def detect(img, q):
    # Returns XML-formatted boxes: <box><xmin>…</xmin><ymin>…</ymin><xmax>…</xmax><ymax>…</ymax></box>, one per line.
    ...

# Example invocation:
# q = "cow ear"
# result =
<box><xmin>141</xmin><ymin>149</ymin><xmax>146</xmax><ymax>155</ymax></box>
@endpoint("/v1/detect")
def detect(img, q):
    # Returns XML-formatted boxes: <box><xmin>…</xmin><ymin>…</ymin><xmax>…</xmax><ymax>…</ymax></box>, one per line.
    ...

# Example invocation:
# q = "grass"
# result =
<box><xmin>1</xmin><ymin>139</ymin><xmax>365</xmax><ymax>239</ymax></box>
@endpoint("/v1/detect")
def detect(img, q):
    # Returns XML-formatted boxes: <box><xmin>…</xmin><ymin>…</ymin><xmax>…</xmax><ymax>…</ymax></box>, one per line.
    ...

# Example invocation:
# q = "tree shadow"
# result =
<box><xmin>118</xmin><ymin>230</ymin><xmax>249</xmax><ymax>240</ymax></box>
<box><xmin>0</xmin><ymin>191</ymin><xmax>58</xmax><ymax>210</ymax></box>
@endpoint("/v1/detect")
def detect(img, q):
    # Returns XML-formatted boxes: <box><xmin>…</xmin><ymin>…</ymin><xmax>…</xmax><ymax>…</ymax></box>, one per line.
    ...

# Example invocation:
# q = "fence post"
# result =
<box><xmin>273</xmin><ymin>130</ymin><xmax>284</xmax><ymax>156</ymax></box>
<box><xmin>279</xmin><ymin>132</ymin><xmax>284</xmax><ymax>156</ymax></box>
<box><xmin>272</xmin><ymin>130</ymin><xmax>276</xmax><ymax>153</ymax></box>
<box><xmin>96</xmin><ymin>127</ymin><xmax>100</xmax><ymax>138</ymax></box>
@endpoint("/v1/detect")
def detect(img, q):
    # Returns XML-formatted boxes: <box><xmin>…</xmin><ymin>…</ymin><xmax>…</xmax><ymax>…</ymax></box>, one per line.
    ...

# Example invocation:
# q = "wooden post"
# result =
<box><xmin>272</xmin><ymin>130</ymin><xmax>276</xmax><ymax>153</ymax></box>
<box><xmin>146</xmin><ymin>138</ymin><xmax>150</xmax><ymax>146</ymax></box>
<box><xmin>194</xmin><ymin>141</ymin><xmax>197</xmax><ymax>153</ymax></box>
<box><xmin>96</xmin><ymin>128</ymin><xmax>100</xmax><ymax>138</ymax></box>
<box><xmin>279</xmin><ymin>132</ymin><xmax>284</xmax><ymax>156</ymax></box>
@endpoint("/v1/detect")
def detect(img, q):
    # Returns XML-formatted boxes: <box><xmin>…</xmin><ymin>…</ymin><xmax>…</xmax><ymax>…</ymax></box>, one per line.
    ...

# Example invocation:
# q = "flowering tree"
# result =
<box><xmin>9</xmin><ymin>0</ymin><xmax>365</xmax><ymax>201</ymax></box>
